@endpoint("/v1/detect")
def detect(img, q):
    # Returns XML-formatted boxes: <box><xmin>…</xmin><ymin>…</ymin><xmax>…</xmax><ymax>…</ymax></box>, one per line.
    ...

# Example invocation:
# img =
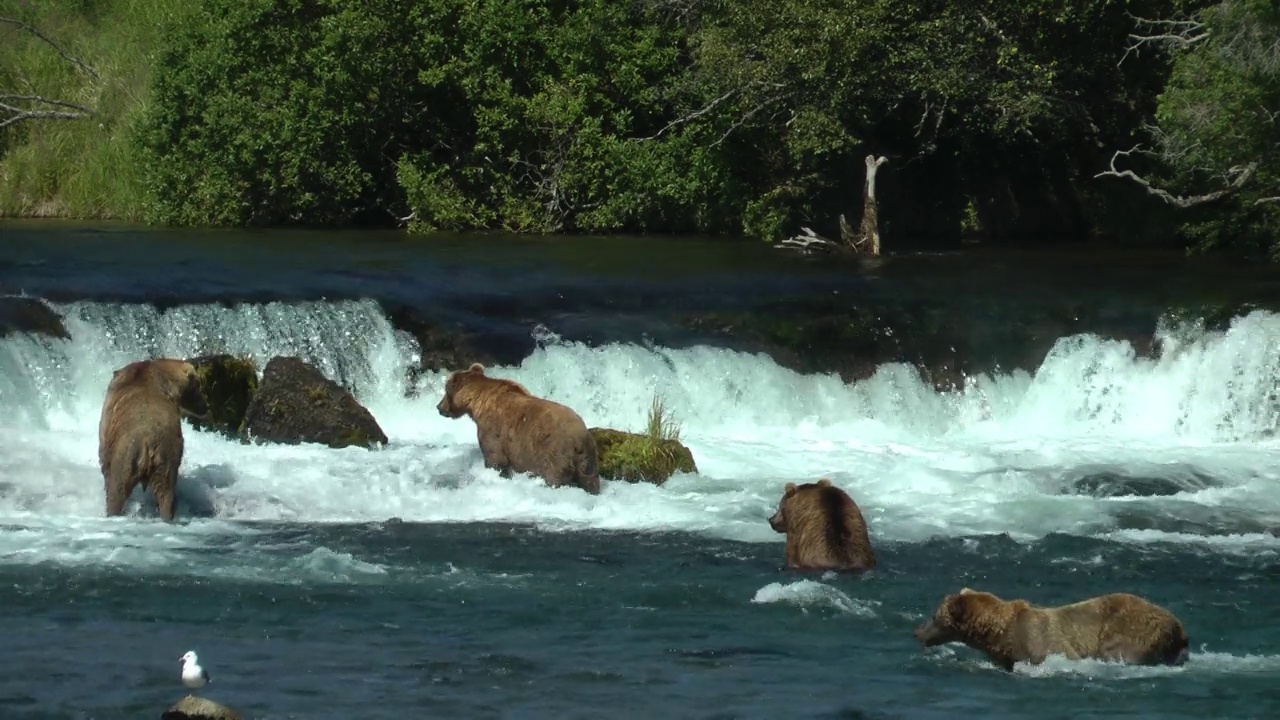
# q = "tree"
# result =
<box><xmin>1097</xmin><ymin>0</ymin><xmax>1280</xmax><ymax>258</ymax></box>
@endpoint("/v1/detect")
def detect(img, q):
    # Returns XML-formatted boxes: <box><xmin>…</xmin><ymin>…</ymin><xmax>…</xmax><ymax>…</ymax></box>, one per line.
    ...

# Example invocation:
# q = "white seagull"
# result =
<box><xmin>180</xmin><ymin>650</ymin><xmax>211</xmax><ymax>689</ymax></box>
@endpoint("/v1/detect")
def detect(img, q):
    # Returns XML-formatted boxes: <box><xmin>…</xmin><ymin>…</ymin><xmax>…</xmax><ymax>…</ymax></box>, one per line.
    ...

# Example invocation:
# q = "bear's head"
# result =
<box><xmin>437</xmin><ymin>362</ymin><xmax>487</xmax><ymax>418</ymax></box>
<box><xmin>913</xmin><ymin>588</ymin><xmax>1000</xmax><ymax>647</ymax></box>
<box><xmin>147</xmin><ymin>359</ymin><xmax>209</xmax><ymax>420</ymax></box>
<box><xmin>768</xmin><ymin>478</ymin><xmax>834</xmax><ymax>533</ymax></box>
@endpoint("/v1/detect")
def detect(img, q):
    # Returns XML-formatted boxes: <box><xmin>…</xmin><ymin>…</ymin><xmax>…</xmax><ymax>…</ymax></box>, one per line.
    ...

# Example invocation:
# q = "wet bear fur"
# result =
<box><xmin>768</xmin><ymin>478</ymin><xmax>877</xmax><ymax>572</ymax></box>
<box><xmin>436</xmin><ymin>363</ymin><xmax>600</xmax><ymax>494</ymax></box>
<box><xmin>913</xmin><ymin>587</ymin><xmax>1191</xmax><ymax>671</ymax></box>
<box><xmin>98</xmin><ymin>358</ymin><xmax>209</xmax><ymax>521</ymax></box>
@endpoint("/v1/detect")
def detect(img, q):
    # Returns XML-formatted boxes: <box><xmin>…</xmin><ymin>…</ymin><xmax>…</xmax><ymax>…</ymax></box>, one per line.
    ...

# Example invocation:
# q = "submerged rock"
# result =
<box><xmin>161</xmin><ymin>695</ymin><xmax>243</xmax><ymax>720</ymax></box>
<box><xmin>241</xmin><ymin>356</ymin><xmax>388</xmax><ymax>449</ymax></box>
<box><xmin>1065</xmin><ymin>464</ymin><xmax>1221</xmax><ymax>498</ymax></box>
<box><xmin>383</xmin><ymin>304</ymin><xmax>500</xmax><ymax>396</ymax></box>
<box><xmin>590</xmin><ymin>427</ymin><xmax>697</xmax><ymax>485</ymax></box>
<box><xmin>187</xmin><ymin>354</ymin><xmax>259</xmax><ymax>439</ymax></box>
<box><xmin>0</xmin><ymin>296</ymin><xmax>70</xmax><ymax>340</ymax></box>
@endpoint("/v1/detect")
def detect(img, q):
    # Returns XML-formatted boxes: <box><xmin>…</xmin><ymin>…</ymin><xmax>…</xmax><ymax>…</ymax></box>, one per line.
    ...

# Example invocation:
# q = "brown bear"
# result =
<box><xmin>913</xmin><ymin>587</ymin><xmax>1191</xmax><ymax>671</ymax></box>
<box><xmin>98</xmin><ymin>358</ymin><xmax>209</xmax><ymax>521</ymax></box>
<box><xmin>436</xmin><ymin>363</ymin><xmax>601</xmax><ymax>494</ymax></box>
<box><xmin>768</xmin><ymin>478</ymin><xmax>877</xmax><ymax>572</ymax></box>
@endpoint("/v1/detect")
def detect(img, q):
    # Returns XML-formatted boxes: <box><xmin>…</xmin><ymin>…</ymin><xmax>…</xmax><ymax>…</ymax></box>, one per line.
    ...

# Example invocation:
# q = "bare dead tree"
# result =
<box><xmin>0</xmin><ymin>17</ymin><xmax>97</xmax><ymax>131</ymax></box>
<box><xmin>777</xmin><ymin>154</ymin><xmax>888</xmax><ymax>256</ymax></box>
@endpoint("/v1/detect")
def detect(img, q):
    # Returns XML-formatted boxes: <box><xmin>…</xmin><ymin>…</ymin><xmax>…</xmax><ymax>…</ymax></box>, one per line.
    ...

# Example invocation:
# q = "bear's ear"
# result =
<box><xmin>783</xmin><ymin>482</ymin><xmax>798</xmax><ymax>496</ymax></box>
<box><xmin>816</xmin><ymin>478</ymin><xmax>833</xmax><ymax>488</ymax></box>
<box><xmin>468</xmin><ymin>363</ymin><xmax>486</xmax><ymax>374</ymax></box>
<box><xmin>959</xmin><ymin>587</ymin><xmax>975</xmax><ymax>595</ymax></box>
<box><xmin>946</xmin><ymin>594</ymin><xmax>970</xmax><ymax>624</ymax></box>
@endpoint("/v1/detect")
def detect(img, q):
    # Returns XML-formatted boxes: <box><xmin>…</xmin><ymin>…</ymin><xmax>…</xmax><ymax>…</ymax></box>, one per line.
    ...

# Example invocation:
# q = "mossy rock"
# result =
<box><xmin>187</xmin><ymin>354</ymin><xmax>259</xmax><ymax>439</ymax></box>
<box><xmin>241</xmin><ymin>356</ymin><xmax>388</xmax><ymax>450</ymax></box>
<box><xmin>162</xmin><ymin>695</ymin><xmax>243</xmax><ymax>720</ymax></box>
<box><xmin>590</xmin><ymin>427</ymin><xmax>697</xmax><ymax>486</ymax></box>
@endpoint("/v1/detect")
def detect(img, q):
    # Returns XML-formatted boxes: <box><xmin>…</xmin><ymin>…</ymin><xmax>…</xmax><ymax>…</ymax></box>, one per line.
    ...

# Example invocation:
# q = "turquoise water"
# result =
<box><xmin>3</xmin><ymin>228</ymin><xmax>1280</xmax><ymax>718</ymax></box>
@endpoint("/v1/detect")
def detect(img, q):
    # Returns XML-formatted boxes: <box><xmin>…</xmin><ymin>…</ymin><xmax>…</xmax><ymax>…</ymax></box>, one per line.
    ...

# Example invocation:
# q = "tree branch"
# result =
<box><xmin>0</xmin><ymin>17</ymin><xmax>99</xmax><ymax>80</ymax></box>
<box><xmin>1119</xmin><ymin>14</ymin><xmax>1209</xmax><ymax>65</ymax></box>
<box><xmin>1094</xmin><ymin>145</ymin><xmax>1258</xmax><ymax>208</ymax></box>
<box><xmin>0</xmin><ymin>94</ymin><xmax>94</xmax><ymax>129</ymax></box>
<box><xmin>710</xmin><ymin>91</ymin><xmax>791</xmax><ymax>148</ymax></box>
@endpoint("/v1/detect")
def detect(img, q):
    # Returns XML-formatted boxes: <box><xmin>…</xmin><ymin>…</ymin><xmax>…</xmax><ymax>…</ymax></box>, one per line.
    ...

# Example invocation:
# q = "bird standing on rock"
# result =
<box><xmin>180</xmin><ymin>650</ymin><xmax>211</xmax><ymax>689</ymax></box>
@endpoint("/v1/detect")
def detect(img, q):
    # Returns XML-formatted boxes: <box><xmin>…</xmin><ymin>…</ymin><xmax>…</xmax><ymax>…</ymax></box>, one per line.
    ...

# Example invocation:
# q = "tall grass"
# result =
<box><xmin>0</xmin><ymin>0</ymin><xmax>191</xmax><ymax>219</ymax></box>
<box><xmin>644</xmin><ymin>393</ymin><xmax>682</xmax><ymax>443</ymax></box>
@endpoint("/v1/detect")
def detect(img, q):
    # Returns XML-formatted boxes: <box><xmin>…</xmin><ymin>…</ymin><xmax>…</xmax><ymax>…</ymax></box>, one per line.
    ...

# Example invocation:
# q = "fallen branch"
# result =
<box><xmin>1094</xmin><ymin>145</ymin><xmax>1257</xmax><ymax>208</ymax></box>
<box><xmin>0</xmin><ymin>17</ymin><xmax>99</xmax><ymax>80</ymax></box>
<box><xmin>0</xmin><ymin>94</ymin><xmax>94</xmax><ymax>129</ymax></box>
<box><xmin>777</xmin><ymin>226</ymin><xmax>841</xmax><ymax>255</ymax></box>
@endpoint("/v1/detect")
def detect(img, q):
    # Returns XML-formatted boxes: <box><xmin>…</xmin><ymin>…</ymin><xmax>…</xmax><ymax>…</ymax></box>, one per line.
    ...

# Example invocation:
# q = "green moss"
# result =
<box><xmin>591</xmin><ymin>393</ymin><xmax>697</xmax><ymax>485</ymax></box>
<box><xmin>190</xmin><ymin>354</ymin><xmax>259</xmax><ymax>439</ymax></box>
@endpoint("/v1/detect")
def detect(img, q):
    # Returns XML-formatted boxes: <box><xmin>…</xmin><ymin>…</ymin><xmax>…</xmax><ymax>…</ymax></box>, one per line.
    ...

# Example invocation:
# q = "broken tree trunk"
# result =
<box><xmin>841</xmin><ymin>154</ymin><xmax>888</xmax><ymax>256</ymax></box>
<box><xmin>778</xmin><ymin>153</ymin><xmax>889</xmax><ymax>257</ymax></box>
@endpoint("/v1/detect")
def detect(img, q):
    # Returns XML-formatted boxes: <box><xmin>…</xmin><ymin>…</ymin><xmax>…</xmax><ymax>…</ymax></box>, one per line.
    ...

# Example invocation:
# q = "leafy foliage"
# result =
<box><xmin>1148</xmin><ymin>0</ymin><xmax>1280</xmax><ymax>257</ymax></box>
<box><xmin>7</xmin><ymin>0</ymin><xmax>1279</xmax><ymax>261</ymax></box>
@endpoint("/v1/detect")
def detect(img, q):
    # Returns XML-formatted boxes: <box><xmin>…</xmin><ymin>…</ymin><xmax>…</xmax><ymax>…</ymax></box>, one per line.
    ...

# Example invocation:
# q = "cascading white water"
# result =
<box><xmin>2</xmin><ymin>299</ymin><xmax>1280</xmax><ymax>572</ymax></box>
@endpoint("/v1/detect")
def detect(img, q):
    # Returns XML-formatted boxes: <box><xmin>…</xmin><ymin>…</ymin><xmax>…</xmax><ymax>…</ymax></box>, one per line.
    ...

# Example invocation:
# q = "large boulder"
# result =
<box><xmin>589</xmin><ymin>427</ymin><xmax>698</xmax><ymax>486</ymax></box>
<box><xmin>241</xmin><ymin>356</ymin><xmax>388</xmax><ymax>449</ymax></box>
<box><xmin>187</xmin><ymin>354</ymin><xmax>259</xmax><ymax>439</ymax></box>
<box><xmin>161</xmin><ymin>696</ymin><xmax>243</xmax><ymax>720</ymax></box>
<box><xmin>0</xmin><ymin>296</ymin><xmax>70</xmax><ymax>340</ymax></box>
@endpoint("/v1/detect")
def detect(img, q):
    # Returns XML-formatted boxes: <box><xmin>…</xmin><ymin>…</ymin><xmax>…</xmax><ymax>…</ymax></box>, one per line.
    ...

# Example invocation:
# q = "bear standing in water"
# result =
<box><xmin>99</xmin><ymin>358</ymin><xmax>209</xmax><ymax>521</ymax></box>
<box><xmin>769</xmin><ymin>478</ymin><xmax>877</xmax><ymax>572</ymax></box>
<box><xmin>913</xmin><ymin>587</ymin><xmax>1191</xmax><ymax>671</ymax></box>
<box><xmin>437</xmin><ymin>363</ymin><xmax>601</xmax><ymax>495</ymax></box>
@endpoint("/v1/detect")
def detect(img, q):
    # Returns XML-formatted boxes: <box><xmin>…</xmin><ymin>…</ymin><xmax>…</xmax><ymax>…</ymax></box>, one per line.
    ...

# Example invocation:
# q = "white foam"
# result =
<box><xmin>1014</xmin><ymin>650</ymin><xmax>1280</xmax><ymax>678</ymax></box>
<box><xmin>2</xmin><ymin>300</ymin><xmax>1280</xmax><ymax>571</ymax></box>
<box><xmin>750</xmin><ymin>579</ymin><xmax>879</xmax><ymax>617</ymax></box>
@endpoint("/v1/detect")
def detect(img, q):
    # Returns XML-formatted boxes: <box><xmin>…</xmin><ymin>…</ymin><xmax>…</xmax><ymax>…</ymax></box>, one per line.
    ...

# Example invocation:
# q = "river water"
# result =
<box><xmin>2</xmin><ymin>223</ymin><xmax>1280</xmax><ymax>719</ymax></box>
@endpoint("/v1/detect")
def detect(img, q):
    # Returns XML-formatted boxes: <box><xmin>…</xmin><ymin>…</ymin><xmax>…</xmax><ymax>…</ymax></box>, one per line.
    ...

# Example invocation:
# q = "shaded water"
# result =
<box><xmin>3</xmin><ymin>223</ymin><xmax>1280</xmax><ymax>719</ymax></box>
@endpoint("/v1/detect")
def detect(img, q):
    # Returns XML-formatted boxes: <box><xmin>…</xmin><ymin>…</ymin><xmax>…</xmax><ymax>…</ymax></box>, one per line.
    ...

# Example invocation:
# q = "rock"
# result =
<box><xmin>589</xmin><ymin>427</ymin><xmax>698</xmax><ymax>486</ymax></box>
<box><xmin>161</xmin><ymin>695</ymin><xmax>243</xmax><ymax>720</ymax></box>
<box><xmin>383</xmin><ymin>304</ymin><xmax>499</xmax><ymax>396</ymax></box>
<box><xmin>241</xmin><ymin>356</ymin><xmax>388</xmax><ymax>449</ymax></box>
<box><xmin>187</xmin><ymin>354</ymin><xmax>259</xmax><ymax>439</ymax></box>
<box><xmin>0</xmin><ymin>296</ymin><xmax>70</xmax><ymax>340</ymax></box>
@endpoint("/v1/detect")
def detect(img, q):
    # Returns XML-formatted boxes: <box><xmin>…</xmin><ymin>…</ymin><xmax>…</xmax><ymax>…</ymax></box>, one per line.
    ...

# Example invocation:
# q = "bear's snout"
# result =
<box><xmin>436</xmin><ymin>396</ymin><xmax>451</xmax><ymax>417</ymax></box>
<box><xmin>767</xmin><ymin>510</ymin><xmax>786</xmax><ymax>533</ymax></box>
<box><xmin>913</xmin><ymin>621</ymin><xmax>946</xmax><ymax>647</ymax></box>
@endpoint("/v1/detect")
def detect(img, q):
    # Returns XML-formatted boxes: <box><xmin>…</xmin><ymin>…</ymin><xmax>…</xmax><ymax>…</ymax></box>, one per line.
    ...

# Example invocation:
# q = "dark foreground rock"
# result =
<box><xmin>162</xmin><ymin>695</ymin><xmax>243</xmax><ymax>720</ymax></box>
<box><xmin>241</xmin><ymin>356</ymin><xmax>388</xmax><ymax>449</ymax></box>
<box><xmin>590</xmin><ymin>428</ymin><xmax>698</xmax><ymax>485</ymax></box>
<box><xmin>187</xmin><ymin>354</ymin><xmax>259</xmax><ymax>439</ymax></box>
<box><xmin>0</xmin><ymin>296</ymin><xmax>70</xmax><ymax>340</ymax></box>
